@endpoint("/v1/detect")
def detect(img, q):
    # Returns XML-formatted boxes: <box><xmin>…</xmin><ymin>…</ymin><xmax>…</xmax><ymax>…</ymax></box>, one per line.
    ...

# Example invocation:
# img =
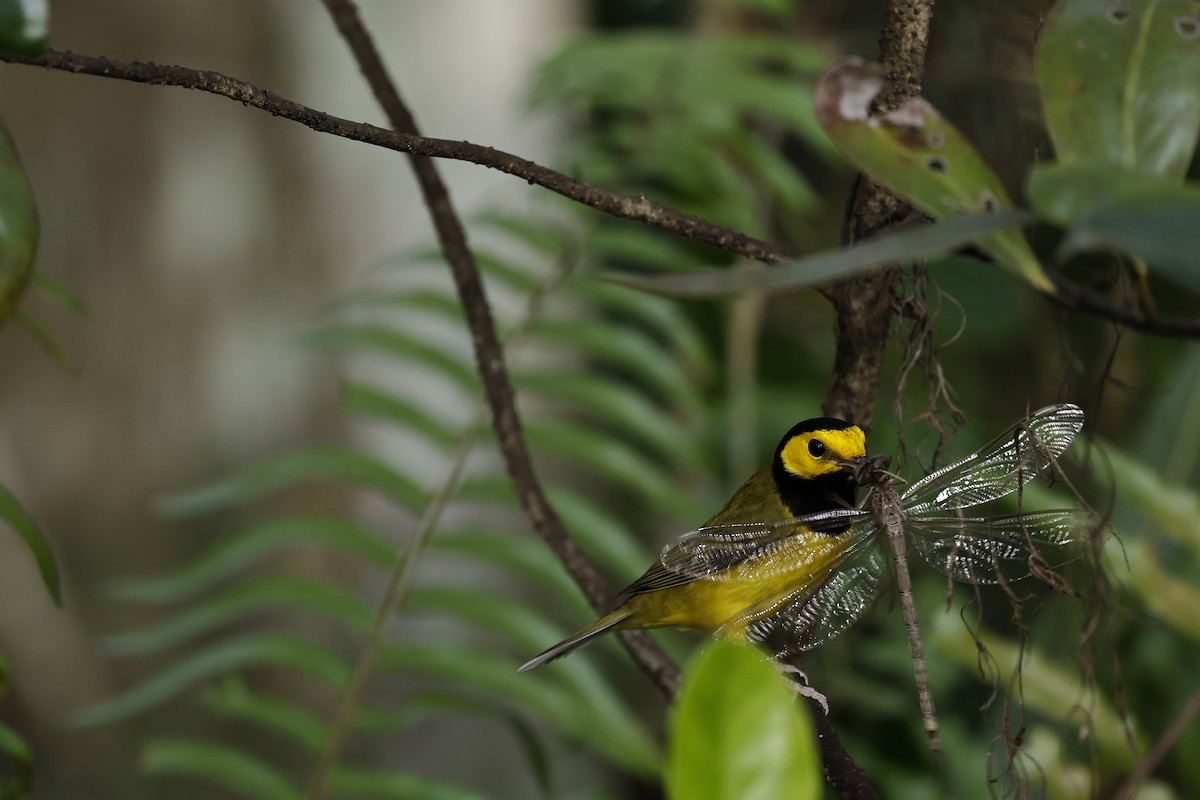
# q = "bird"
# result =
<box><xmin>518</xmin><ymin>416</ymin><xmax>874</xmax><ymax>672</ymax></box>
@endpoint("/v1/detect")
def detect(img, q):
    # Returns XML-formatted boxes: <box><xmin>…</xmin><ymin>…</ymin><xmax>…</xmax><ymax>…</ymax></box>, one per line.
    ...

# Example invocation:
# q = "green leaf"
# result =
<box><xmin>329</xmin><ymin>767</ymin><xmax>489</xmax><ymax>800</ymax></box>
<box><xmin>1119</xmin><ymin>539</ymin><xmax>1200</xmax><ymax>640</ymax></box>
<box><xmin>0</xmin><ymin>721</ymin><xmax>31</xmax><ymax>763</ymax></box>
<box><xmin>431</xmin><ymin>530</ymin><xmax>591</xmax><ymax>616</ymax></box>
<box><xmin>110</xmin><ymin>515</ymin><xmax>394</xmax><ymax>603</ymax></box>
<box><xmin>543</xmin><ymin>482</ymin><xmax>652</xmax><ymax>577</ymax></box>
<box><xmin>814</xmin><ymin>57</ymin><xmax>1051</xmax><ymax>292</ymax></box>
<box><xmin>0</xmin><ymin>0</ymin><xmax>48</xmax><ymax>58</ymax></box>
<box><xmin>28</xmin><ymin>271</ymin><xmax>84</xmax><ymax>314</ymax></box>
<box><xmin>566</xmin><ymin>274</ymin><xmax>714</xmax><ymax>376</ymax></box>
<box><xmin>474</xmin><ymin>208</ymin><xmax>573</xmax><ymax>258</ymax></box>
<box><xmin>202</xmin><ymin>679</ymin><xmax>329</xmax><ymax>753</ymax></box>
<box><xmin>0</xmin><ymin>121</ymin><xmax>40</xmax><ymax>330</ymax></box>
<box><xmin>528</xmin><ymin>317</ymin><xmax>700</xmax><ymax>413</ymax></box>
<box><xmin>1037</xmin><ymin>0</ymin><xmax>1200</xmax><ymax>180</ymax></box>
<box><xmin>157</xmin><ymin>446</ymin><xmax>427</xmax><ymax>518</ymax></box>
<box><xmin>341</xmin><ymin>381</ymin><xmax>463</xmax><ymax>448</ymax></box>
<box><xmin>106</xmin><ymin>575</ymin><xmax>374</xmax><ymax>656</ymax></box>
<box><xmin>666</xmin><ymin>639</ymin><xmax>820</xmax><ymax>800</ymax></box>
<box><xmin>515</xmin><ymin>367</ymin><xmax>700</xmax><ymax>464</ymax></box>
<box><xmin>16</xmin><ymin>309</ymin><xmax>76</xmax><ymax>372</ymax></box>
<box><xmin>1102</xmin><ymin>444</ymin><xmax>1200</xmax><ymax>555</ymax></box>
<box><xmin>0</xmin><ymin>721</ymin><xmax>33</xmax><ymax>797</ymax></box>
<box><xmin>382</xmin><ymin>642</ymin><xmax>661</xmax><ymax>776</ymax></box>
<box><xmin>336</xmin><ymin>287</ymin><xmax>464</xmax><ymax>323</ymax></box>
<box><xmin>930</xmin><ymin>613</ymin><xmax>1137</xmax><ymax>768</ymax></box>
<box><xmin>300</xmin><ymin>326</ymin><xmax>479</xmax><ymax>393</ymax></box>
<box><xmin>610</xmin><ymin>210</ymin><xmax>1035</xmax><ymax>297</ymax></box>
<box><xmin>525</xmin><ymin>418</ymin><xmax>688</xmax><ymax>518</ymax></box>
<box><xmin>1056</xmin><ymin>187</ymin><xmax>1200</xmax><ymax>292</ymax></box>
<box><xmin>74</xmin><ymin>634</ymin><xmax>350</xmax><ymax>726</ymax></box>
<box><xmin>0</xmin><ymin>482</ymin><xmax>61</xmax><ymax>605</ymax></box>
<box><xmin>141</xmin><ymin>738</ymin><xmax>301</xmax><ymax>800</ymax></box>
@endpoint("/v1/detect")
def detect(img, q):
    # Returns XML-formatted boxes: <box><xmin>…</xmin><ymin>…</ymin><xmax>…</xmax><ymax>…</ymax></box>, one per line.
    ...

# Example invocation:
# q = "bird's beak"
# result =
<box><xmin>838</xmin><ymin>453</ymin><xmax>891</xmax><ymax>486</ymax></box>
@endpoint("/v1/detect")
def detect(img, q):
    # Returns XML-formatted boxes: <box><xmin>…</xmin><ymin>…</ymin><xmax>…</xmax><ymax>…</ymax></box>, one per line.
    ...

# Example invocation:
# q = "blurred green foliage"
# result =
<box><xmin>42</xmin><ymin>1</ymin><xmax>1200</xmax><ymax>799</ymax></box>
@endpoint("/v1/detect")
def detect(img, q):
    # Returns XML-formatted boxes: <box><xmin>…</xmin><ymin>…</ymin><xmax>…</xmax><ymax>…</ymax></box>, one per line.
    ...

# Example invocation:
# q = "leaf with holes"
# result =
<box><xmin>814</xmin><ymin>56</ymin><xmax>1050</xmax><ymax>292</ymax></box>
<box><xmin>1038</xmin><ymin>0</ymin><xmax>1200</xmax><ymax>180</ymax></box>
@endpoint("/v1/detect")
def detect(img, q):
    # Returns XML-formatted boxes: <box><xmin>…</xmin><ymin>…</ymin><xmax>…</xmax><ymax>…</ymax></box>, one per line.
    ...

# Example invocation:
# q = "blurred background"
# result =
<box><xmin>0</xmin><ymin>1</ymin><xmax>1197</xmax><ymax>798</ymax></box>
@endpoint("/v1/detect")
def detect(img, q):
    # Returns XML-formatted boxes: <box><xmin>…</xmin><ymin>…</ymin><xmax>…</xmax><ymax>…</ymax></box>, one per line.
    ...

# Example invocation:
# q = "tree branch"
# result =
<box><xmin>1</xmin><ymin>48</ymin><xmax>788</xmax><ymax>267</ymax></box>
<box><xmin>313</xmin><ymin>0</ymin><xmax>680</xmax><ymax>698</ymax></box>
<box><xmin>3</xmin><ymin>49</ymin><xmax>1196</xmax><ymax>340</ymax></box>
<box><xmin>823</xmin><ymin>0</ymin><xmax>936</xmax><ymax>428</ymax></box>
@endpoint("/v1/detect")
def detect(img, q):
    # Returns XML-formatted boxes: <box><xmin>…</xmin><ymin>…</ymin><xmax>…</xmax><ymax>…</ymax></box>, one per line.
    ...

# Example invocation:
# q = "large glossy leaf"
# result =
<box><xmin>0</xmin><ymin>482</ymin><xmax>60</xmax><ymax>605</ymax></box>
<box><xmin>157</xmin><ymin>446</ymin><xmax>427</xmax><ymax>518</ymax></box>
<box><xmin>141</xmin><ymin>738</ymin><xmax>301</xmax><ymax>800</ymax></box>
<box><xmin>0</xmin><ymin>121</ymin><xmax>39</xmax><ymax>330</ymax></box>
<box><xmin>814</xmin><ymin>57</ymin><xmax>1050</xmax><ymax>292</ymax></box>
<box><xmin>0</xmin><ymin>0</ymin><xmax>48</xmax><ymax>58</ymax></box>
<box><xmin>1038</xmin><ymin>0</ymin><xmax>1200</xmax><ymax>180</ymax></box>
<box><xmin>609</xmin><ymin>210</ymin><xmax>1035</xmax><ymax>297</ymax></box>
<box><xmin>666</xmin><ymin>639</ymin><xmax>820</xmax><ymax>800</ymax></box>
<box><xmin>1057</xmin><ymin>187</ymin><xmax>1200</xmax><ymax>293</ymax></box>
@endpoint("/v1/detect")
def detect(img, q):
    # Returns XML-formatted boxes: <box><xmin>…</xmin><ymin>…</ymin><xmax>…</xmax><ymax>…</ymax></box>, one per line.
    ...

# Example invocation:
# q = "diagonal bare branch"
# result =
<box><xmin>314</xmin><ymin>0</ymin><xmax>679</xmax><ymax>696</ymax></box>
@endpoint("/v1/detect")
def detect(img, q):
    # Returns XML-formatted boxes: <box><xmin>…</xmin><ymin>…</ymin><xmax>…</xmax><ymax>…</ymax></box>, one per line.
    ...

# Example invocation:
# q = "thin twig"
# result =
<box><xmin>315</xmin><ymin>0</ymin><xmax>679</xmax><ymax>696</ymax></box>
<box><xmin>4</xmin><ymin>49</ymin><xmax>1198</xmax><ymax>338</ymax></box>
<box><xmin>3</xmin><ymin>48</ymin><xmax>787</xmax><ymax>267</ymax></box>
<box><xmin>1111</xmin><ymin>688</ymin><xmax>1200</xmax><ymax>800</ymax></box>
<box><xmin>824</xmin><ymin>0</ymin><xmax>936</xmax><ymax>426</ymax></box>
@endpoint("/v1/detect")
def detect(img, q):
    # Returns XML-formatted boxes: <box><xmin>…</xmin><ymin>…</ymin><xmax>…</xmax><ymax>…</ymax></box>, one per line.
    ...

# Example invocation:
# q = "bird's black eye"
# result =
<box><xmin>808</xmin><ymin>439</ymin><xmax>826</xmax><ymax>457</ymax></box>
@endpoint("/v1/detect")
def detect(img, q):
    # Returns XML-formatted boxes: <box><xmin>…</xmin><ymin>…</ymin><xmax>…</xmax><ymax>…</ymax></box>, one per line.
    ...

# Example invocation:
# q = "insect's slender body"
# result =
<box><xmin>862</xmin><ymin>458</ymin><xmax>940</xmax><ymax>752</ymax></box>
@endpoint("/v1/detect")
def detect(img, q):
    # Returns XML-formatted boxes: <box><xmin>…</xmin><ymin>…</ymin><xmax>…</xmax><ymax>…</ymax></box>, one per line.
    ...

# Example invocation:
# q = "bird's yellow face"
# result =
<box><xmin>778</xmin><ymin>425</ymin><xmax>867</xmax><ymax>479</ymax></box>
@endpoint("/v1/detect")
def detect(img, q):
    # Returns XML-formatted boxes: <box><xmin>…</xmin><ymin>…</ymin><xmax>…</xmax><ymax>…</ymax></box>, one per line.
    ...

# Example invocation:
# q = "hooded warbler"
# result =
<box><xmin>519</xmin><ymin>416</ymin><xmax>872</xmax><ymax>672</ymax></box>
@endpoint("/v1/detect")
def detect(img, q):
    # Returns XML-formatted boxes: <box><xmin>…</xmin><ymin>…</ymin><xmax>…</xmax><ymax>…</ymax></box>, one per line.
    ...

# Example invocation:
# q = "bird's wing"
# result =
<box><xmin>620</xmin><ymin>509</ymin><xmax>867</xmax><ymax>597</ymax></box>
<box><xmin>739</xmin><ymin>525</ymin><xmax>889</xmax><ymax>657</ymax></box>
<box><xmin>902</xmin><ymin>403</ymin><xmax>1084</xmax><ymax>513</ymax></box>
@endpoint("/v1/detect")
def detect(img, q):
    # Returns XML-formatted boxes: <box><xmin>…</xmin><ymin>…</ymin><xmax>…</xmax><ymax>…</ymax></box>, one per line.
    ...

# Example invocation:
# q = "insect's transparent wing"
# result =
<box><xmin>902</xmin><ymin>404</ymin><xmax>1085</xmax><ymax>513</ymax></box>
<box><xmin>910</xmin><ymin>509</ymin><xmax>1095</xmax><ymax>584</ymax></box>
<box><xmin>654</xmin><ymin>509</ymin><xmax>866</xmax><ymax>582</ymax></box>
<box><xmin>742</xmin><ymin>527</ymin><xmax>889</xmax><ymax>659</ymax></box>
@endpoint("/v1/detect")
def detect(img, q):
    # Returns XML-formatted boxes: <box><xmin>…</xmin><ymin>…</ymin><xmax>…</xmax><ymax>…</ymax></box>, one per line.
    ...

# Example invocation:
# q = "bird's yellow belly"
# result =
<box><xmin>623</xmin><ymin>530</ymin><xmax>852</xmax><ymax>632</ymax></box>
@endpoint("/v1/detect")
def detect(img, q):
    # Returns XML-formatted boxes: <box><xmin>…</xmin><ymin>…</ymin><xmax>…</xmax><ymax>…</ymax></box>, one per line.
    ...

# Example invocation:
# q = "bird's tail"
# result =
<box><xmin>518</xmin><ymin>608</ymin><xmax>633</xmax><ymax>672</ymax></box>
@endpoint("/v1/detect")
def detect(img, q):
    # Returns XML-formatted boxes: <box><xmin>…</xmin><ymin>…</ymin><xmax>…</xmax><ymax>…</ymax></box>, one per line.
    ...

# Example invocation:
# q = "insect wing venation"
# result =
<box><xmin>902</xmin><ymin>404</ymin><xmax>1084</xmax><ymax>514</ymax></box>
<box><xmin>656</xmin><ymin>509</ymin><xmax>866</xmax><ymax>582</ymax></box>
<box><xmin>908</xmin><ymin>508</ymin><xmax>1094</xmax><ymax>583</ymax></box>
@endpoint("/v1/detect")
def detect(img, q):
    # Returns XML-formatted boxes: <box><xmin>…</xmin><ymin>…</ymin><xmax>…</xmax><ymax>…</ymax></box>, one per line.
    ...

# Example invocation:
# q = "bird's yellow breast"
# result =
<box><xmin>621</xmin><ymin>528</ymin><xmax>852</xmax><ymax>633</ymax></box>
